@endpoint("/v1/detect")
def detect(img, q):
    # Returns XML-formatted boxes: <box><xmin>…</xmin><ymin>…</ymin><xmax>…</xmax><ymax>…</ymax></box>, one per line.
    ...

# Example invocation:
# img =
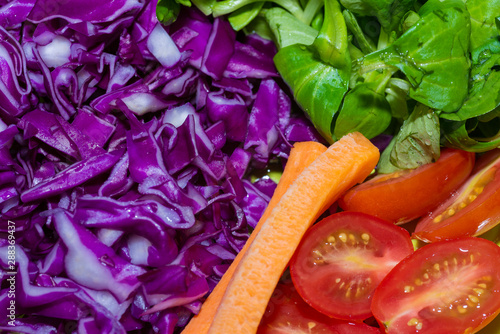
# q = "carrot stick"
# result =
<box><xmin>181</xmin><ymin>141</ymin><xmax>327</xmax><ymax>334</ymax></box>
<box><xmin>207</xmin><ymin>132</ymin><xmax>380</xmax><ymax>334</ymax></box>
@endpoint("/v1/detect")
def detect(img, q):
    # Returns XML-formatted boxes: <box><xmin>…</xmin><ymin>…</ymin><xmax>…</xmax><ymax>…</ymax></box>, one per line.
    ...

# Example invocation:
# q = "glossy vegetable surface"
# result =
<box><xmin>339</xmin><ymin>149</ymin><xmax>475</xmax><ymax>224</ymax></box>
<box><xmin>414</xmin><ymin>150</ymin><xmax>500</xmax><ymax>242</ymax></box>
<box><xmin>258</xmin><ymin>281</ymin><xmax>382</xmax><ymax>333</ymax></box>
<box><xmin>371</xmin><ymin>237</ymin><xmax>500</xmax><ymax>334</ymax></box>
<box><xmin>290</xmin><ymin>211</ymin><xmax>414</xmax><ymax>321</ymax></box>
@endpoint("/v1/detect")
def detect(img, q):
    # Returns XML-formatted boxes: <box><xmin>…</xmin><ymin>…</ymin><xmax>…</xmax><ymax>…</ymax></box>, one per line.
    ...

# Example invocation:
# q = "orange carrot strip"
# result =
<box><xmin>207</xmin><ymin>132</ymin><xmax>380</xmax><ymax>334</ymax></box>
<box><xmin>181</xmin><ymin>141</ymin><xmax>327</xmax><ymax>334</ymax></box>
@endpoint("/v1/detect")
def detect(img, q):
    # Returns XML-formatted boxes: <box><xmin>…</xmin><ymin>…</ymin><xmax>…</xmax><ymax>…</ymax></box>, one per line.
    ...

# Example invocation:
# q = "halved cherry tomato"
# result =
<box><xmin>338</xmin><ymin>148</ymin><xmax>475</xmax><ymax>224</ymax></box>
<box><xmin>413</xmin><ymin>149</ymin><xmax>500</xmax><ymax>242</ymax></box>
<box><xmin>258</xmin><ymin>281</ymin><xmax>382</xmax><ymax>334</ymax></box>
<box><xmin>289</xmin><ymin>212</ymin><xmax>414</xmax><ymax>321</ymax></box>
<box><xmin>371</xmin><ymin>237</ymin><xmax>500</xmax><ymax>334</ymax></box>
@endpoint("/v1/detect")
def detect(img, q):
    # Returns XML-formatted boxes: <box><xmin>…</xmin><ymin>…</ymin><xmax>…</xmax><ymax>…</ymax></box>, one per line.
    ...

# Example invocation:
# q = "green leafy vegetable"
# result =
<box><xmin>228</xmin><ymin>2</ymin><xmax>265</xmax><ymax>30</ymax></box>
<box><xmin>274</xmin><ymin>0</ymin><xmax>350</xmax><ymax>141</ymax></box>
<box><xmin>441</xmin><ymin>39</ymin><xmax>500</xmax><ymax>121</ymax></box>
<box><xmin>181</xmin><ymin>0</ymin><xmax>500</xmax><ymax>161</ymax></box>
<box><xmin>192</xmin><ymin>0</ymin><xmax>215</xmax><ymax>15</ymax></box>
<box><xmin>339</xmin><ymin>0</ymin><xmax>416</xmax><ymax>32</ymax></box>
<box><xmin>465</xmin><ymin>0</ymin><xmax>500</xmax><ymax>50</ymax></box>
<box><xmin>379</xmin><ymin>103</ymin><xmax>440</xmax><ymax>171</ymax></box>
<box><xmin>343</xmin><ymin>9</ymin><xmax>376</xmax><ymax>54</ymax></box>
<box><xmin>334</xmin><ymin>69</ymin><xmax>394</xmax><ymax>139</ymax></box>
<box><xmin>385</xmin><ymin>78</ymin><xmax>410</xmax><ymax>120</ymax></box>
<box><xmin>213</xmin><ymin>0</ymin><xmax>305</xmax><ymax>21</ymax></box>
<box><xmin>265</xmin><ymin>7</ymin><xmax>318</xmax><ymax>48</ymax></box>
<box><xmin>359</xmin><ymin>0</ymin><xmax>471</xmax><ymax>113</ymax></box>
<box><xmin>157</xmin><ymin>0</ymin><xmax>192</xmax><ymax>24</ymax></box>
<box><xmin>442</xmin><ymin>118</ymin><xmax>500</xmax><ymax>153</ymax></box>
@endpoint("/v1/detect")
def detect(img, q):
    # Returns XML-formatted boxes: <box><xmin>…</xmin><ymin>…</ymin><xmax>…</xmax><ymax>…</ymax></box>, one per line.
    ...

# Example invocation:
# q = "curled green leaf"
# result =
<box><xmin>343</xmin><ymin>9</ymin><xmax>376</xmax><ymax>55</ymax></box>
<box><xmin>274</xmin><ymin>44</ymin><xmax>350</xmax><ymax>141</ymax></box>
<box><xmin>385</xmin><ymin>78</ymin><xmax>410</xmax><ymax>120</ymax></box>
<box><xmin>265</xmin><ymin>7</ymin><xmax>318</xmax><ymax>48</ymax></box>
<box><xmin>228</xmin><ymin>2</ymin><xmax>265</xmax><ymax>31</ymax></box>
<box><xmin>442</xmin><ymin>117</ymin><xmax>500</xmax><ymax>153</ymax></box>
<box><xmin>274</xmin><ymin>0</ymin><xmax>351</xmax><ymax>141</ymax></box>
<box><xmin>213</xmin><ymin>0</ymin><xmax>305</xmax><ymax>21</ymax></box>
<box><xmin>334</xmin><ymin>69</ymin><xmax>393</xmax><ymax>139</ymax></box>
<box><xmin>192</xmin><ymin>0</ymin><xmax>215</xmax><ymax>15</ymax></box>
<box><xmin>389</xmin><ymin>103</ymin><xmax>441</xmax><ymax>169</ymax></box>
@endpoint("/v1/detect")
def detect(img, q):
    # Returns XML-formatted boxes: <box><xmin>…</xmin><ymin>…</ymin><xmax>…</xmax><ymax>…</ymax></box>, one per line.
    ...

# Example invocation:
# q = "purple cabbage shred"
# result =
<box><xmin>0</xmin><ymin>1</ymin><xmax>323</xmax><ymax>333</ymax></box>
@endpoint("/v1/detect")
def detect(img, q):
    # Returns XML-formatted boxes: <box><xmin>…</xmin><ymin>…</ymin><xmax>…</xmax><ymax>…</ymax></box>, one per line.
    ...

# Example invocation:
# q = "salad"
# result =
<box><xmin>1</xmin><ymin>0</ymin><xmax>500</xmax><ymax>333</ymax></box>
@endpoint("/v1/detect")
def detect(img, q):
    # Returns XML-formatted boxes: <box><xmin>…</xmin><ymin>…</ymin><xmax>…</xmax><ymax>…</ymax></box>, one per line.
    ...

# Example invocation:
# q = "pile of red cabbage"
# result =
<box><xmin>0</xmin><ymin>0</ymin><xmax>323</xmax><ymax>333</ymax></box>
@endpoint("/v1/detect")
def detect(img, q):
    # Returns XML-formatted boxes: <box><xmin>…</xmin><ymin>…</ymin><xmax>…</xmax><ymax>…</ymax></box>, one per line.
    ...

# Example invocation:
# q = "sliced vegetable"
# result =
<box><xmin>414</xmin><ymin>149</ymin><xmax>500</xmax><ymax>242</ymax></box>
<box><xmin>371</xmin><ymin>237</ymin><xmax>500</xmax><ymax>334</ymax></box>
<box><xmin>290</xmin><ymin>211</ymin><xmax>414</xmax><ymax>321</ymax></box>
<box><xmin>339</xmin><ymin>148</ymin><xmax>475</xmax><ymax>224</ymax></box>
<box><xmin>258</xmin><ymin>281</ymin><xmax>382</xmax><ymax>334</ymax></box>
<box><xmin>206</xmin><ymin>132</ymin><xmax>380</xmax><ymax>333</ymax></box>
<box><xmin>181</xmin><ymin>141</ymin><xmax>327</xmax><ymax>334</ymax></box>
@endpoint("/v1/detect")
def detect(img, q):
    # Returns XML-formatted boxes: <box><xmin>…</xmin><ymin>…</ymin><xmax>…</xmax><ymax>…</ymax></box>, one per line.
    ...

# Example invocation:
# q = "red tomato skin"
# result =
<box><xmin>258</xmin><ymin>281</ymin><xmax>382</xmax><ymax>334</ymax></box>
<box><xmin>371</xmin><ymin>237</ymin><xmax>500</xmax><ymax>334</ymax></box>
<box><xmin>414</xmin><ymin>150</ymin><xmax>500</xmax><ymax>242</ymax></box>
<box><xmin>290</xmin><ymin>212</ymin><xmax>414</xmax><ymax>322</ymax></box>
<box><xmin>338</xmin><ymin>148</ymin><xmax>475</xmax><ymax>224</ymax></box>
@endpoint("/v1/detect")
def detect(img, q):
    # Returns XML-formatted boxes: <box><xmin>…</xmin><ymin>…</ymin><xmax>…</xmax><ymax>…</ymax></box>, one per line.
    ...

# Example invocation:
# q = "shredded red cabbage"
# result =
<box><xmin>0</xmin><ymin>1</ymin><xmax>323</xmax><ymax>333</ymax></box>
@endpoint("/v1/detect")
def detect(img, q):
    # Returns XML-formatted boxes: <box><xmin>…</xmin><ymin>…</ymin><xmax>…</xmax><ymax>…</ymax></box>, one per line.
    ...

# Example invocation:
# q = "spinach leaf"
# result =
<box><xmin>213</xmin><ymin>0</ymin><xmax>306</xmax><ymax>22</ymax></box>
<box><xmin>334</xmin><ymin>69</ymin><xmax>394</xmax><ymax>139</ymax></box>
<box><xmin>274</xmin><ymin>0</ymin><xmax>351</xmax><ymax>141</ymax></box>
<box><xmin>343</xmin><ymin>9</ymin><xmax>376</xmax><ymax>54</ymax></box>
<box><xmin>465</xmin><ymin>0</ymin><xmax>500</xmax><ymax>50</ymax></box>
<box><xmin>388</xmin><ymin>103</ymin><xmax>441</xmax><ymax>169</ymax></box>
<box><xmin>242</xmin><ymin>11</ymin><xmax>275</xmax><ymax>39</ymax></box>
<box><xmin>228</xmin><ymin>2</ymin><xmax>265</xmax><ymax>30</ymax></box>
<box><xmin>265</xmin><ymin>7</ymin><xmax>319</xmax><ymax>49</ymax></box>
<box><xmin>359</xmin><ymin>0</ymin><xmax>471</xmax><ymax>113</ymax></box>
<box><xmin>339</xmin><ymin>0</ymin><xmax>416</xmax><ymax>32</ymax></box>
<box><xmin>385</xmin><ymin>78</ymin><xmax>410</xmax><ymax>120</ymax></box>
<box><xmin>399</xmin><ymin>10</ymin><xmax>420</xmax><ymax>34</ymax></box>
<box><xmin>191</xmin><ymin>0</ymin><xmax>215</xmax><ymax>15</ymax></box>
<box><xmin>441</xmin><ymin>39</ymin><xmax>500</xmax><ymax>121</ymax></box>
<box><xmin>442</xmin><ymin>118</ymin><xmax>500</xmax><ymax>152</ymax></box>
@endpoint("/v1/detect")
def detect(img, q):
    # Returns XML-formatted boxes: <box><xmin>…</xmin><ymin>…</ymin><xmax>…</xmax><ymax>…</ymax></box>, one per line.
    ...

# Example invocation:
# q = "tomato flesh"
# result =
<box><xmin>414</xmin><ymin>149</ymin><xmax>500</xmax><ymax>242</ymax></box>
<box><xmin>289</xmin><ymin>212</ymin><xmax>414</xmax><ymax>321</ymax></box>
<box><xmin>371</xmin><ymin>237</ymin><xmax>500</xmax><ymax>334</ymax></box>
<box><xmin>258</xmin><ymin>281</ymin><xmax>381</xmax><ymax>334</ymax></box>
<box><xmin>338</xmin><ymin>148</ymin><xmax>475</xmax><ymax>224</ymax></box>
